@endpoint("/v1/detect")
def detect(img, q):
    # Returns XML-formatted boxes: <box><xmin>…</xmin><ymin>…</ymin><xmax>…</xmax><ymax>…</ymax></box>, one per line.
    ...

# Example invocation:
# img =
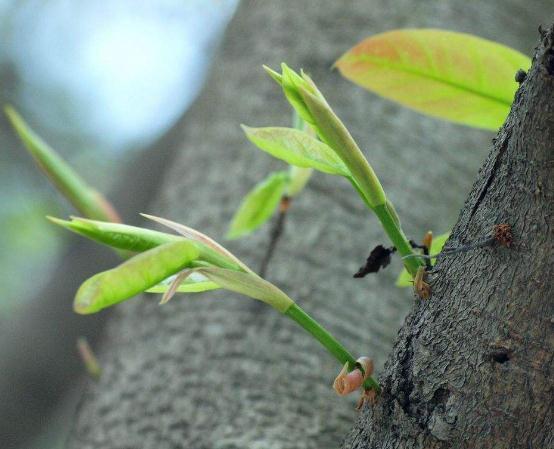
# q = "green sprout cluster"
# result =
<box><xmin>7</xmin><ymin>28</ymin><xmax>530</xmax><ymax>405</ymax></box>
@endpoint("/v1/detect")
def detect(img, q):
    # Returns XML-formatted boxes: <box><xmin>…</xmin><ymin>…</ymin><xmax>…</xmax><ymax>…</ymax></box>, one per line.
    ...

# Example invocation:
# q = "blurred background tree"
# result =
<box><xmin>0</xmin><ymin>0</ymin><xmax>237</xmax><ymax>313</ymax></box>
<box><xmin>0</xmin><ymin>1</ymin><xmax>237</xmax><ymax>448</ymax></box>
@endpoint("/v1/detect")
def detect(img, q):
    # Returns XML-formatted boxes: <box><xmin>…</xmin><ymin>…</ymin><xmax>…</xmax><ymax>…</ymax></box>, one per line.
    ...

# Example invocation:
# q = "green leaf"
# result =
<box><xmin>263</xmin><ymin>64</ymin><xmax>283</xmax><ymax>85</ymax></box>
<box><xmin>147</xmin><ymin>273</ymin><xmax>220</xmax><ymax>294</ymax></box>
<box><xmin>298</xmin><ymin>88</ymin><xmax>386</xmax><ymax>207</ymax></box>
<box><xmin>195</xmin><ymin>267</ymin><xmax>294</xmax><ymax>313</ymax></box>
<box><xmin>48</xmin><ymin>216</ymin><xmax>181</xmax><ymax>252</ymax></box>
<box><xmin>227</xmin><ymin>171</ymin><xmax>288</xmax><ymax>239</ymax></box>
<box><xmin>396</xmin><ymin>232</ymin><xmax>449</xmax><ymax>287</ymax></box>
<box><xmin>148</xmin><ymin>255</ymin><xmax>295</xmax><ymax>313</ymax></box>
<box><xmin>4</xmin><ymin>105</ymin><xmax>120</xmax><ymax>221</ymax></box>
<box><xmin>336</xmin><ymin>29</ymin><xmax>531</xmax><ymax>130</ymax></box>
<box><xmin>241</xmin><ymin>125</ymin><xmax>350</xmax><ymax>176</ymax></box>
<box><xmin>74</xmin><ymin>240</ymin><xmax>200</xmax><ymax>314</ymax></box>
<box><xmin>51</xmin><ymin>215</ymin><xmax>244</xmax><ymax>272</ymax></box>
<box><xmin>280</xmin><ymin>64</ymin><xmax>316</xmax><ymax>126</ymax></box>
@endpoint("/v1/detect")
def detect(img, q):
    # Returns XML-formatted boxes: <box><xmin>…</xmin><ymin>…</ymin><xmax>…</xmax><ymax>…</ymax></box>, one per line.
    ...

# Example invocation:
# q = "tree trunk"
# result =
<box><xmin>64</xmin><ymin>1</ymin><xmax>551</xmax><ymax>448</ymax></box>
<box><xmin>343</xmin><ymin>24</ymin><xmax>554</xmax><ymax>449</ymax></box>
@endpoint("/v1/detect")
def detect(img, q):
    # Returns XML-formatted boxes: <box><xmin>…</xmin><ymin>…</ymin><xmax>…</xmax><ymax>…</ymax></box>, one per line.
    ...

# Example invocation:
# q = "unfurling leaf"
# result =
<box><xmin>264</xmin><ymin>64</ymin><xmax>326</xmax><ymax>127</ymax></box>
<box><xmin>150</xmin><ymin>266</ymin><xmax>294</xmax><ymax>313</ymax></box>
<box><xmin>227</xmin><ymin>171</ymin><xmax>289</xmax><ymax>239</ymax></box>
<box><xmin>241</xmin><ymin>126</ymin><xmax>349</xmax><ymax>176</ymax></box>
<box><xmin>141</xmin><ymin>214</ymin><xmax>249</xmax><ymax>272</ymax></box>
<box><xmin>48</xmin><ymin>216</ymin><xmax>181</xmax><ymax>252</ymax></box>
<box><xmin>260</xmin><ymin>65</ymin><xmax>387</xmax><ymax>209</ymax></box>
<box><xmin>5</xmin><ymin>105</ymin><xmax>120</xmax><ymax>222</ymax></box>
<box><xmin>336</xmin><ymin>29</ymin><xmax>531</xmax><ymax>130</ymax></box>
<box><xmin>74</xmin><ymin>240</ymin><xmax>200</xmax><ymax>314</ymax></box>
<box><xmin>396</xmin><ymin>232</ymin><xmax>449</xmax><ymax>287</ymax></box>
<box><xmin>159</xmin><ymin>270</ymin><xmax>195</xmax><ymax>304</ymax></box>
<box><xmin>147</xmin><ymin>272</ymin><xmax>220</xmax><ymax>295</ymax></box>
<box><xmin>195</xmin><ymin>267</ymin><xmax>294</xmax><ymax>313</ymax></box>
<box><xmin>51</xmin><ymin>215</ymin><xmax>245</xmax><ymax>272</ymax></box>
<box><xmin>298</xmin><ymin>88</ymin><xmax>386</xmax><ymax>207</ymax></box>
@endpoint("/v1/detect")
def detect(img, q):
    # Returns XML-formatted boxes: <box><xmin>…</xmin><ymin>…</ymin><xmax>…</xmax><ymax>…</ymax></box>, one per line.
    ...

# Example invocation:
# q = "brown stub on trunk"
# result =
<box><xmin>493</xmin><ymin>223</ymin><xmax>513</xmax><ymax>247</ymax></box>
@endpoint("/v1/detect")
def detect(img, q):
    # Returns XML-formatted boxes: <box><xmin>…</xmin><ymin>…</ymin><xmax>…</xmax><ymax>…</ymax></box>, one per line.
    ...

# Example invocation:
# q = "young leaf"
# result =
<box><xmin>194</xmin><ymin>267</ymin><xmax>294</xmax><ymax>313</ymax></box>
<box><xmin>51</xmin><ymin>215</ymin><xmax>244</xmax><ymax>272</ymax></box>
<box><xmin>4</xmin><ymin>105</ymin><xmax>120</xmax><ymax>222</ymax></box>
<box><xmin>336</xmin><ymin>29</ymin><xmax>531</xmax><ymax>130</ymax></box>
<box><xmin>141</xmin><ymin>213</ymin><xmax>250</xmax><ymax>272</ymax></box>
<box><xmin>227</xmin><ymin>171</ymin><xmax>289</xmax><ymax>239</ymax></box>
<box><xmin>74</xmin><ymin>240</ymin><xmax>200</xmax><ymax>314</ymax></box>
<box><xmin>146</xmin><ymin>272</ymin><xmax>220</xmax><ymax>295</ymax></box>
<box><xmin>148</xmin><ymin>266</ymin><xmax>294</xmax><ymax>313</ymax></box>
<box><xmin>48</xmin><ymin>216</ymin><xmax>181</xmax><ymax>252</ymax></box>
<box><xmin>160</xmin><ymin>270</ymin><xmax>195</xmax><ymax>304</ymax></box>
<box><xmin>280</xmin><ymin>65</ymin><xmax>316</xmax><ymax>126</ymax></box>
<box><xmin>241</xmin><ymin>125</ymin><xmax>350</xmax><ymax>176</ymax></box>
<box><xmin>298</xmin><ymin>88</ymin><xmax>386</xmax><ymax>207</ymax></box>
<box><xmin>396</xmin><ymin>232</ymin><xmax>449</xmax><ymax>287</ymax></box>
<box><xmin>260</xmin><ymin>65</ymin><xmax>421</xmax><ymax>274</ymax></box>
<box><xmin>285</xmin><ymin>113</ymin><xmax>314</xmax><ymax>197</ymax></box>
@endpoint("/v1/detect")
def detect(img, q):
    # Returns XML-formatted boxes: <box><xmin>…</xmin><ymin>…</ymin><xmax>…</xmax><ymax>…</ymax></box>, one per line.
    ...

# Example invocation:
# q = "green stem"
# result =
<box><xmin>347</xmin><ymin>177</ymin><xmax>373</xmax><ymax>210</ymax></box>
<box><xmin>373</xmin><ymin>203</ymin><xmax>422</xmax><ymax>276</ymax></box>
<box><xmin>285</xmin><ymin>303</ymin><xmax>380</xmax><ymax>391</ymax></box>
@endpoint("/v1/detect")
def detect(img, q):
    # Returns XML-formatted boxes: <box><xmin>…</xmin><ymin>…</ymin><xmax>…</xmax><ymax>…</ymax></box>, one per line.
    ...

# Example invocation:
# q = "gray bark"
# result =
<box><xmin>65</xmin><ymin>1</ymin><xmax>552</xmax><ymax>448</ymax></box>
<box><xmin>343</xmin><ymin>24</ymin><xmax>554</xmax><ymax>449</ymax></box>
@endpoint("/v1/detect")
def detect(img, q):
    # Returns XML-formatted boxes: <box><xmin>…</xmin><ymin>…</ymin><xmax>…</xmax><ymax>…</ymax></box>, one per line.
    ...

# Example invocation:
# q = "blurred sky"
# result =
<box><xmin>3</xmin><ymin>0</ymin><xmax>238</xmax><ymax>150</ymax></box>
<box><xmin>0</xmin><ymin>0</ymin><xmax>238</xmax><ymax>313</ymax></box>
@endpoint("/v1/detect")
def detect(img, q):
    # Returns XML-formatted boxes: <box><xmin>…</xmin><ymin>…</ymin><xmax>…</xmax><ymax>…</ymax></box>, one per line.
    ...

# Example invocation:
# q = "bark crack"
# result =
<box><xmin>468</xmin><ymin>130</ymin><xmax>511</xmax><ymax>223</ymax></box>
<box><xmin>386</xmin><ymin>326</ymin><xmax>453</xmax><ymax>441</ymax></box>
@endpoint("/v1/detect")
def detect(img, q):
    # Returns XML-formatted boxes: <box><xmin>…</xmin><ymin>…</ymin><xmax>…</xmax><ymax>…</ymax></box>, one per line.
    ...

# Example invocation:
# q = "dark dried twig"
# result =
<box><xmin>259</xmin><ymin>196</ymin><xmax>291</xmax><ymax>278</ymax></box>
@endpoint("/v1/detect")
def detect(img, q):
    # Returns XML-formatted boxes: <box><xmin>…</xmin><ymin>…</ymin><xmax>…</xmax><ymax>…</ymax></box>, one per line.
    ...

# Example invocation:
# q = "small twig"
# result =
<box><xmin>77</xmin><ymin>337</ymin><xmax>101</xmax><ymax>380</ymax></box>
<box><xmin>259</xmin><ymin>196</ymin><xmax>291</xmax><ymax>277</ymax></box>
<box><xmin>403</xmin><ymin>237</ymin><xmax>495</xmax><ymax>260</ymax></box>
<box><xmin>403</xmin><ymin>224</ymin><xmax>513</xmax><ymax>261</ymax></box>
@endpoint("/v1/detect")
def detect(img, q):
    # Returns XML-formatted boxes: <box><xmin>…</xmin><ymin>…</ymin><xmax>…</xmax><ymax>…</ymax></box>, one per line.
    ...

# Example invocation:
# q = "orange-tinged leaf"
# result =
<box><xmin>336</xmin><ymin>29</ymin><xmax>531</xmax><ymax>130</ymax></box>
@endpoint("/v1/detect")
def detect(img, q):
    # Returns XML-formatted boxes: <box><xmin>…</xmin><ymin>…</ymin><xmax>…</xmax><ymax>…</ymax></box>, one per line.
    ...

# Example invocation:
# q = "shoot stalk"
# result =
<box><xmin>285</xmin><ymin>303</ymin><xmax>380</xmax><ymax>392</ymax></box>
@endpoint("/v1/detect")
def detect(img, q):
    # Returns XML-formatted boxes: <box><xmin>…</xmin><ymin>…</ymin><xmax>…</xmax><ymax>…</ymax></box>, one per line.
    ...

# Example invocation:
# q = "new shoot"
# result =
<box><xmin>242</xmin><ymin>64</ymin><xmax>424</xmax><ymax>277</ymax></box>
<box><xmin>51</xmin><ymin>215</ymin><xmax>380</xmax><ymax>399</ymax></box>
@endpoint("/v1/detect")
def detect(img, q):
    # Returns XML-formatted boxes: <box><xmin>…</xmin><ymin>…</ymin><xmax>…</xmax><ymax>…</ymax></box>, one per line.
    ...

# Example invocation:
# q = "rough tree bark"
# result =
<box><xmin>64</xmin><ymin>1</ymin><xmax>551</xmax><ymax>448</ymax></box>
<box><xmin>344</xmin><ymin>25</ymin><xmax>554</xmax><ymax>449</ymax></box>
